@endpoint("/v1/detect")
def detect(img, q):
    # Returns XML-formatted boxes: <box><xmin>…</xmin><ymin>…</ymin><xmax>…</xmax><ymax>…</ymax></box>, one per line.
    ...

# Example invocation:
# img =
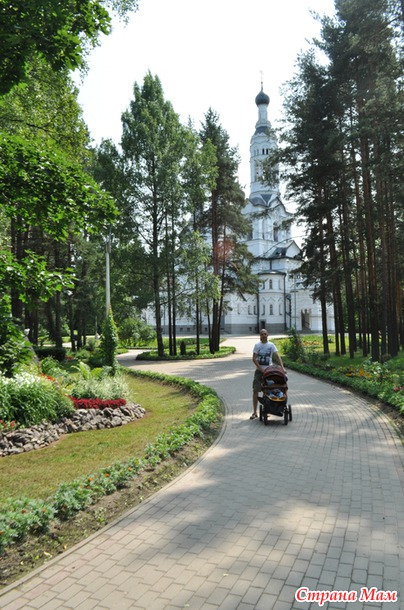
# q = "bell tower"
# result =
<box><xmin>249</xmin><ymin>84</ymin><xmax>279</xmax><ymax>199</ymax></box>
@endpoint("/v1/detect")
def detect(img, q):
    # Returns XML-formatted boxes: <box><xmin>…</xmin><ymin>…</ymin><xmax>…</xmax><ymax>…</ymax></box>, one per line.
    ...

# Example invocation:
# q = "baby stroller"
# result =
<box><xmin>258</xmin><ymin>365</ymin><xmax>292</xmax><ymax>426</ymax></box>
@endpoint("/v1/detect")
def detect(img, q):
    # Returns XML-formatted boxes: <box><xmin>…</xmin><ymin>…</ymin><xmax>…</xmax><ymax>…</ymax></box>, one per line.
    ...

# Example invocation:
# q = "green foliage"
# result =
<box><xmin>118</xmin><ymin>317</ymin><xmax>156</xmax><ymax>347</ymax></box>
<box><xmin>50</xmin><ymin>456</ymin><xmax>144</xmax><ymax>521</ymax></box>
<box><xmin>281</xmin><ymin>328</ymin><xmax>306</xmax><ymax>362</ymax></box>
<box><xmin>0</xmin><ymin>249</ymin><xmax>73</xmax><ymax>309</ymax></box>
<box><xmin>0</xmin><ymin>373</ymin><xmax>73</xmax><ymax>427</ymax></box>
<box><xmin>69</xmin><ymin>370</ymin><xmax>129</xmax><ymax>401</ymax></box>
<box><xmin>137</xmin><ymin>345</ymin><xmax>236</xmax><ymax>361</ymax></box>
<box><xmin>282</xmin><ymin>338</ymin><xmax>404</xmax><ymax>414</ymax></box>
<box><xmin>0</xmin><ymin>134</ymin><xmax>118</xmax><ymax>240</ymax></box>
<box><xmin>39</xmin><ymin>356</ymin><xmax>70</xmax><ymax>386</ymax></box>
<box><xmin>0</xmin><ymin>498</ymin><xmax>56</xmax><ymax>548</ymax></box>
<box><xmin>34</xmin><ymin>347</ymin><xmax>67</xmax><ymax>362</ymax></box>
<box><xmin>100</xmin><ymin>308</ymin><xmax>119</xmax><ymax>368</ymax></box>
<box><xmin>0</xmin><ymin>370</ymin><xmax>222</xmax><ymax>550</ymax></box>
<box><xmin>0</xmin><ymin>297</ymin><xmax>33</xmax><ymax>377</ymax></box>
<box><xmin>0</xmin><ymin>0</ymin><xmax>139</xmax><ymax>95</ymax></box>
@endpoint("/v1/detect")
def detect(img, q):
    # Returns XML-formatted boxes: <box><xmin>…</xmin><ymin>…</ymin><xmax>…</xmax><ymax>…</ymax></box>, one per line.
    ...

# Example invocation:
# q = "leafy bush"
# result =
<box><xmin>0</xmin><ymin>373</ymin><xmax>73</xmax><ymax>426</ymax></box>
<box><xmin>100</xmin><ymin>308</ymin><xmax>119</xmax><ymax>368</ymax></box>
<box><xmin>137</xmin><ymin>346</ymin><xmax>236</xmax><ymax>360</ymax></box>
<box><xmin>69</xmin><ymin>371</ymin><xmax>129</xmax><ymax>401</ymax></box>
<box><xmin>34</xmin><ymin>346</ymin><xmax>66</xmax><ymax>362</ymax></box>
<box><xmin>0</xmin><ymin>297</ymin><xmax>33</xmax><ymax>377</ymax></box>
<box><xmin>118</xmin><ymin>317</ymin><xmax>156</xmax><ymax>347</ymax></box>
<box><xmin>281</xmin><ymin>328</ymin><xmax>305</xmax><ymax>362</ymax></box>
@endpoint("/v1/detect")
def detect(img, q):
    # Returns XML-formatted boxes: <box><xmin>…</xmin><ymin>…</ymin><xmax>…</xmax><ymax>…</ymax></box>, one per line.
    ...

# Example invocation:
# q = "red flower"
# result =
<box><xmin>69</xmin><ymin>397</ymin><xmax>127</xmax><ymax>410</ymax></box>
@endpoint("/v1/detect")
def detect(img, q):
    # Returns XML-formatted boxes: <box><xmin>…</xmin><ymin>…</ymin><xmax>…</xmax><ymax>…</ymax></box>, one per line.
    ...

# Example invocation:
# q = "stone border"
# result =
<box><xmin>0</xmin><ymin>404</ymin><xmax>145</xmax><ymax>457</ymax></box>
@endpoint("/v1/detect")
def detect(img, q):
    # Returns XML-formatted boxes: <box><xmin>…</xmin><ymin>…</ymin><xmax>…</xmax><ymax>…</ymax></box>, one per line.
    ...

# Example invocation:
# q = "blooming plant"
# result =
<box><xmin>0</xmin><ymin>498</ymin><xmax>55</xmax><ymax>549</ymax></box>
<box><xmin>70</xmin><ymin>397</ymin><xmax>127</xmax><ymax>410</ymax></box>
<box><xmin>0</xmin><ymin>419</ymin><xmax>18</xmax><ymax>433</ymax></box>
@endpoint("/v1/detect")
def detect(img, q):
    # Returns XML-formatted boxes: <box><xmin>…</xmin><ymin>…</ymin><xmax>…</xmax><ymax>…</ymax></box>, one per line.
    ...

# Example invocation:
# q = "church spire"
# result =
<box><xmin>249</xmin><ymin>81</ymin><xmax>277</xmax><ymax>197</ymax></box>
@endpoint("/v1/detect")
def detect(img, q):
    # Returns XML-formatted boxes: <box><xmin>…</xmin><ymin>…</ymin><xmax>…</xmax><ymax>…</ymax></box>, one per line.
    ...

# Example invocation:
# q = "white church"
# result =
<box><xmin>157</xmin><ymin>87</ymin><xmax>334</xmax><ymax>336</ymax></box>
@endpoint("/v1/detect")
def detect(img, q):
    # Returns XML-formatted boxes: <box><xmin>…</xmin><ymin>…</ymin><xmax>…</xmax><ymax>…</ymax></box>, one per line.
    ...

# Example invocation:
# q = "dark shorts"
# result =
<box><xmin>253</xmin><ymin>369</ymin><xmax>263</xmax><ymax>393</ymax></box>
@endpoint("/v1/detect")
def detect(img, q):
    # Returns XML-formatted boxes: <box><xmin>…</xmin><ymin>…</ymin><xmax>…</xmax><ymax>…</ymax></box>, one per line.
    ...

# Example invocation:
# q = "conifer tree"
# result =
<box><xmin>198</xmin><ymin>109</ymin><xmax>257</xmax><ymax>353</ymax></box>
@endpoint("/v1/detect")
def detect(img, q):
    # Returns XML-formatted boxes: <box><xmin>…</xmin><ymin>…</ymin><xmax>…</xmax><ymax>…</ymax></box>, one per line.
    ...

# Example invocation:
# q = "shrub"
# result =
<box><xmin>100</xmin><ymin>308</ymin><xmax>119</xmax><ymax>369</ymax></box>
<box><xmin>69</xmin><ymin>372</ymin><xmax>129</xmax><ymax>401</ymax></box>
<box><xmin>281</xmin><ymin>328</ymin><xmax>305</xmax><ymax>362</ymax></box>
<box><xmin>0</xmin><ymin>373</ymin><xmax>73</xmax><ymax>427</ymax></box>
<box><xmin>118</xmin><ymin>317</ymin><xmax>155</xmax><ymax>347</ymax></box>
<box><xmin>34</xmin><ymin>346</ymin><xmax>66</xmax><ymax>362</ymax></box>
<box><xmin>0</xmin><ymin>297</ymin><xmax>33</xmax><ymax>377</ymax></box>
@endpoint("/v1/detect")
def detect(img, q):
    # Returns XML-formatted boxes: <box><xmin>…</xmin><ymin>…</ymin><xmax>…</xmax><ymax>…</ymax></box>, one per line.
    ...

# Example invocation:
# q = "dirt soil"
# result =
<box><xmin>0</xmin><ymin>424</ymin><xmax>221</xmax><ymax>590</ymax></box>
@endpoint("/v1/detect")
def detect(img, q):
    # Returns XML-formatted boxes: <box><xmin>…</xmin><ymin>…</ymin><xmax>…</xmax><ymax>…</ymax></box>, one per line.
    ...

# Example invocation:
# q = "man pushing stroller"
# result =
<box><xmin>250</xmin><ymin>329</ymin><xmax>286</xmax><ymax>420</ymax></box>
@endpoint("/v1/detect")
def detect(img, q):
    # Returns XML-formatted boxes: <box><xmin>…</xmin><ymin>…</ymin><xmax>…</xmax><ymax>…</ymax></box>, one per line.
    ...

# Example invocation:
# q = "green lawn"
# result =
<box><xmin>0</xmin><ymin>374</ymin><xmax>198</xmax><ymax>504</ymax></box>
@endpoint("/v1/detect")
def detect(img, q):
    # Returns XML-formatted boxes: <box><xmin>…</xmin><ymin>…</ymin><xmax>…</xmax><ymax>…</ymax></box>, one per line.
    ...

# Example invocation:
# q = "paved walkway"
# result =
<box><xmin>1</xmin><ymin>336</ymin><xmax>403</xmax><ymax>609</ymax></box>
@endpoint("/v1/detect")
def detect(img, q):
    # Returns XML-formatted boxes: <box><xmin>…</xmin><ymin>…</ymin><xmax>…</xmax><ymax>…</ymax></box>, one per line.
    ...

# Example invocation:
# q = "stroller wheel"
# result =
<box><xmin>263</xmin><ymin>410</ymin><xmax>268</xmax><ymax>426</ymax></box>
<box><xmin>288</xmin><ymin>404</ymin><xmax>292</xmax><ymax>422</ymax></box>
<box><xmin>284</xmin><ymin>407</ymin><xmax>288</xmax><ymax>425</ymax></box>
<box><xmin>259</xmin><ymin>404</ymin><xmax>263</xmax><ymax>421</ymax></box>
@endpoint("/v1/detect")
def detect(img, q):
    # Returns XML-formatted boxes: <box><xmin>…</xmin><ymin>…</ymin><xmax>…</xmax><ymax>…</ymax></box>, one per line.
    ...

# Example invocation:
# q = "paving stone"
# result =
<box><xmin>0</xmin><ymin>336</ymin><xmax>403</xmax><ymax>610</ymax></box>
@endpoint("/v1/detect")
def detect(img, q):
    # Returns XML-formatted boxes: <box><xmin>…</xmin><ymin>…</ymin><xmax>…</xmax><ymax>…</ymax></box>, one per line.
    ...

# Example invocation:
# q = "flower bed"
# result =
<box><xmin>70</xmin><ymin>397</ymin><xmax>127</xmax><ymax>410</ymax></box>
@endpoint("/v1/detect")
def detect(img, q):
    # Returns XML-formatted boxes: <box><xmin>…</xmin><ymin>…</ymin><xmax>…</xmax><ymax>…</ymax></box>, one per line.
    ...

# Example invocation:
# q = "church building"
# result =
<box><xmin>220</xmin><ymin>85</ymin><xmax>334</xmax><ymax>334</ymax></box>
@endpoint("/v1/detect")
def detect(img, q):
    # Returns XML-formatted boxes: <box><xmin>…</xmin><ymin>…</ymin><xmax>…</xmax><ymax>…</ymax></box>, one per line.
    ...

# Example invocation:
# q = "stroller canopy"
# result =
<box><xmin>262</xmin><ymin>365</ymin><xmax>288</xmax><ymax>386</ymax></box>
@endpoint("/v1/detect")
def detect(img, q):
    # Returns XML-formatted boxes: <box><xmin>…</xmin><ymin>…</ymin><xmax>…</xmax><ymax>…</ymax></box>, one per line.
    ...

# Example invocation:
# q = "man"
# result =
<box><xmin>250</xmin><ymin>329</ymin><xmax>285</xmax><ymax>419</ymax></box>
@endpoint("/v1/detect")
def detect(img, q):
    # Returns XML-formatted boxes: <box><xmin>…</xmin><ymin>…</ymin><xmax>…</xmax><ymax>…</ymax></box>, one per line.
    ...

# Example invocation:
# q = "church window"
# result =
<box><xmin>253</xmin><ymin>305</ymin><xmax>257</xmax><ymax>315</ymax></box>
<box><xmin>274</xmin><ymin>226</ymin><xmax>279</xmax><ymax>241</ymax></box>
<box><xmin>261</xmin><ymin>304</ymin><xmax>265</xmax><ymax>315</ymax></box>
<box><xmin>269</xmin><ymin>279</ymin><xmax>273</xmax><ymax>289</ymax></box>
<box><xmin>248</xmin><ymin>305</ymin><xmax>252</xmax><ymax>315</ymax></box>
<box><xmin>269</xmin><ymin>304</ymin><xmax>274</xmax><ymax>315</ymax></box>
<box><xmin>279</xmin><ymin>303</ymin><xmax>283</xmax><ymax>315</ymax></box>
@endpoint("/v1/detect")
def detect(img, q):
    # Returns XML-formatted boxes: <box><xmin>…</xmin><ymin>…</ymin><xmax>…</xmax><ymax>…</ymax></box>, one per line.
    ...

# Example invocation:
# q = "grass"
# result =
<box><xmin>0</xmin><ymin>374</ymin><xmax>198</xmax><ymax>504</ymax></box>
<box><xmin>280</xmin><ymin>334</ymin><xmax>404</xmax><ymax>367</ymax></box>
<box><xmin>278</xmin><ymin>333</ymin><xmax>404</xmax><ymax>418</ymax></box>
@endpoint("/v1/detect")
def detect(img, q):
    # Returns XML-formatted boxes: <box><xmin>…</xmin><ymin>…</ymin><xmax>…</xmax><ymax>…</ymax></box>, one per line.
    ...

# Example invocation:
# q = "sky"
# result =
<box><xmin>75</xmin><ymin>0</ymin><xmax>336</xmax><ymax>195</ymax></box>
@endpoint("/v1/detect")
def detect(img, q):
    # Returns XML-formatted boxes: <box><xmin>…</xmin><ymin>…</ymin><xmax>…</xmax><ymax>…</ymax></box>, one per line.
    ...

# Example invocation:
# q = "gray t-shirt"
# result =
<box><xmin>253</xmin><ymin>341</ymin><xmax>278</xmax><ymax>367</ymax></box>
